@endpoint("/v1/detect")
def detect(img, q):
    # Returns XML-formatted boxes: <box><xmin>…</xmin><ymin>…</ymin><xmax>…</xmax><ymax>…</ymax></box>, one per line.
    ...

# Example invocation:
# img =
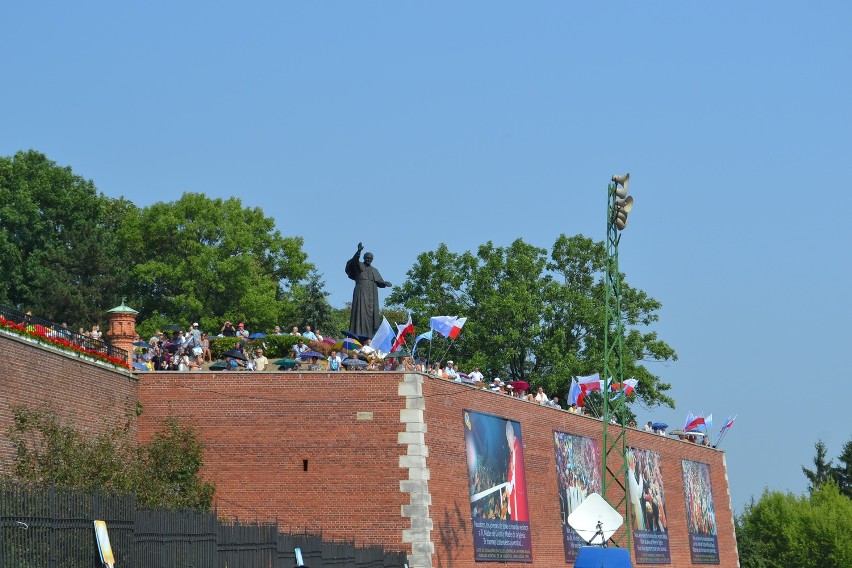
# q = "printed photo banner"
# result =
<box><xmin>553</xmin><ymin>431</ymin><xmax>601</xmax><ymax>563</ymax></box>
<box><xmin>463</xmin><ymin>410</ymin><xmax>533</xmax><ymax>563</ymax></box>
<box><xmin>682</xmin><ymin>460</ymin><xmax>720</xmax><ymax>564</ymax></box>
<box><xmin>627</xmin><ymin>447</ymin><xmax>672</xmax><ymax>564</ymax></box>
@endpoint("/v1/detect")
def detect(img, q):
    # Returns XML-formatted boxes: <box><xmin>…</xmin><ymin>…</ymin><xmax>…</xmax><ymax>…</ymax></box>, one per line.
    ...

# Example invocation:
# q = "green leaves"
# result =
<box><xmin>9</xmin><ymin>406</ymin><xmax>215</xmax><ymax>510</ymax></box>
<box><xmin>388</xmin><ymin>234</ymin><xmax>677</xmax><ymax>410</ymax></box>
<box><xmin>737</xmin><ymin>484</ymin><xmax>852</xmax><ymax>568</ymax></box>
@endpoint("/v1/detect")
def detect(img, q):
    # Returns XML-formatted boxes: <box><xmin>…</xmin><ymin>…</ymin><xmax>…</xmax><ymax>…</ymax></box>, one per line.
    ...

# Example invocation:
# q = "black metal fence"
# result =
<box><xmin>0</xmin><ymin>482</ymin><xmax>407</xmax><ymax>568</ymax></box>
<box><xmin>0</xmin><ymin>304</ymin><xmax>129</xmax><ymax>365</ymax></box>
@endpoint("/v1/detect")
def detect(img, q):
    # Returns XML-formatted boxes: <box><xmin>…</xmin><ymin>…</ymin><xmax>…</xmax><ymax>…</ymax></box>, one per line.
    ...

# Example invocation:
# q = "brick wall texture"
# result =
<box><xmin>0</xmin><ymin>333</ymin><xmax>139</xmax><ymax>471</ymax></box>
<box><xmin>1</xmin><ymin>337</ymin><xmax>739</xmax><ymax>567</ymax></box>
<box><xmin>136</xmin><ymin>372</ymin><xmax>739</xmax><ymax>568</ymax></box>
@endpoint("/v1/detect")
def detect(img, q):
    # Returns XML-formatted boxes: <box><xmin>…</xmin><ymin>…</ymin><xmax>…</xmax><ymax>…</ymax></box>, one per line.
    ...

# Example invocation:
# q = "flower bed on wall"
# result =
<box><xmin>0</xmin><ymin>315</ymin><xmax>131</xmax><ymax>370</ymax></box>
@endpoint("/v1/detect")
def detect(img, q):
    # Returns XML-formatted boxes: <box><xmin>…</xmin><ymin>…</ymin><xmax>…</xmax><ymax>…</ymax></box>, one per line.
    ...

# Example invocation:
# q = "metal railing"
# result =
<box><xmin>0</xmin><ymin>304</ymin><xmax>129</xmax><ymax>365</ymax></box>
<box><xmin>0</xmin><ymin>481</ymin><xmax>407</xmax><ymax>568</ymax></box>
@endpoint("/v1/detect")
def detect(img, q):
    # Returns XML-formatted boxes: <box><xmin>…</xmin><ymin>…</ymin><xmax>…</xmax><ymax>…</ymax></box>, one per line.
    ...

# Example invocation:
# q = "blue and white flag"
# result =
<box><xmin>371</xmin><ymin>317</ymin><xmax>395</xmax><ymax>354</ymax></box>
<box><xmin>412</xmin><ymin>330</ymin><xmax>433</xmax><ymax>356</ymax></box>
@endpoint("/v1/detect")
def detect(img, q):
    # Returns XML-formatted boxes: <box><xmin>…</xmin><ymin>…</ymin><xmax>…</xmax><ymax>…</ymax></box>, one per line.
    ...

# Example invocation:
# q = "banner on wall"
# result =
<box><xmin>463</xmin><ymin>410</ymin><xmax>533</xmax><ymax>563</ymax></box>
<box><xmin>626</xmin><ymin>447</ymin><xmax>672</xmax><ymax>563</ymax></box>
<box><xmin>552</xmin><ymin>431</ymin><xmax>601</xmax><ymax>563</ymax></box>
<box><xmin>682</xmin><ymin>460</ymin><xmax>720</xmax><ymax>564</ymax></box>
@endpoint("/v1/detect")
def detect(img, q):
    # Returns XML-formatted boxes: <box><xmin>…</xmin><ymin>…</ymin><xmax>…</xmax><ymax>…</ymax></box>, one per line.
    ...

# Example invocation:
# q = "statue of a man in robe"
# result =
<box><xmin>345</xmin><ymin>242</ymin><xmax>392</xmax><ymax>338</ymax></box>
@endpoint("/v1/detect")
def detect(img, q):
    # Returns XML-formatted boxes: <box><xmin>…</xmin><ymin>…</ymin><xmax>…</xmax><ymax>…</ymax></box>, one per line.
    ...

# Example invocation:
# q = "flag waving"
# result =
<box><xmin>575</xmin><ymin>373</ymin><xmax>602</xmax><ymax>407</ymax></box>
<box><xmin>391</xmin><ymin>314</ymin><xmax>415</xmax><ymax>352</ymax></box>
<box><xmin>684</xmin><ymin>414</ymin><xmax>706</xmax><ymax>432</ymax></box>
<box><xmin>429</xmin><ymin>316</ymin><xmax>467</xmax><ymax>339</ymax></box>
<box><xmin>371</xmin><ymin>317</ymin><xmax>395</xmax><ymax>354</ymax></box>
<box><xmin>412</xmin><ymin>330</ymin><xmax>433</xmax><ymax>356</ymax></box>
<box><xmin>719</xmin><ymin>415</ymin><xmax>736</xmax><ymax>434</ymax></box>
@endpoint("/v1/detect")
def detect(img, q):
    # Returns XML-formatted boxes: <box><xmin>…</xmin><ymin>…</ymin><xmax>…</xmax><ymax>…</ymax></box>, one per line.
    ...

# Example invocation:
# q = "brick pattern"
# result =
<box><xmin>135</xmin><ymin>371</ymin><xmax>411</xmax><ymax>552</ymax></box>
<box><xmin>1</xmin><ymin>338</ymin><xmax>739</xmax><ymax>567</ymax></box>
<box><xmin>419</xmin><ymin>378</ymin><xmax>739</xmax><ymax>568</ymax></box>
<box><xmin>0</xmin><ymin>334</ymin><xmax>139</xmax><ymax>473</ymax></box>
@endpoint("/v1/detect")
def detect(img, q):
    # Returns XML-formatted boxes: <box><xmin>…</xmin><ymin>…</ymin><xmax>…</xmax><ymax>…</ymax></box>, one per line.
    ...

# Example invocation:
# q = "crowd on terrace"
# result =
<box><xmin>2</xmin><ymin>306</ymin><xmax>696</xmax><ymax>442</ymax></box>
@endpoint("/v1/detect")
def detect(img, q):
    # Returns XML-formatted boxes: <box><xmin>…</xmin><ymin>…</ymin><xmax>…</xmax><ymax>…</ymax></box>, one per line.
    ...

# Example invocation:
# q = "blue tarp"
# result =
<box><xmin>575</xmin><ymin>547</ymin><xmax>633</xmax><ymax>568</ymax></box>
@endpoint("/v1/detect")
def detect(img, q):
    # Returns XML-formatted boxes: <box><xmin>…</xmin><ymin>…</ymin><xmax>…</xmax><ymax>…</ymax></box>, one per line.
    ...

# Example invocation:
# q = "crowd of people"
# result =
<box><xmin>129</xmin><ymin>321</ymin><xmax>678</xmax><ymax>439</ymax></box>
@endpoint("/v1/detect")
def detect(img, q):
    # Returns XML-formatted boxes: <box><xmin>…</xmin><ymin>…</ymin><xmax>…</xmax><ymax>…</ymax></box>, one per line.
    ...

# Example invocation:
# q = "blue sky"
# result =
<box><xmin>3</xmin><ymin>2</ymin><xmax>851</xmax><ymax>513</ymax></box>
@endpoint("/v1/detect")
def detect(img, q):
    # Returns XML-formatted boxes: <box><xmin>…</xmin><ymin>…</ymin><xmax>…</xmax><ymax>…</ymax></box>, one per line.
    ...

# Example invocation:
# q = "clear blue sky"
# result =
<box><xmin>3</xmin><ymin>2</ymin><xmax>851</xmax><ymax>513</ymax></box>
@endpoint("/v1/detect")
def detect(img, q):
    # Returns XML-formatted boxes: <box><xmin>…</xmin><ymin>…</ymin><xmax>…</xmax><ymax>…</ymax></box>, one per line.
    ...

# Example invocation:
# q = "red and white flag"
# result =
<box><xmin>429</xmin><ymin>316</ymin><xmax>468</xmax><ymax>339</ymax></box>
<box><xmin>391</xmin><ymin>314</ymin><xmax>415</xmax><ymax>352</ymax></box>
<box><xmin>576</xmin><ymin>373</ymin><xmax>602</xmax><ymax>407</ymax></box>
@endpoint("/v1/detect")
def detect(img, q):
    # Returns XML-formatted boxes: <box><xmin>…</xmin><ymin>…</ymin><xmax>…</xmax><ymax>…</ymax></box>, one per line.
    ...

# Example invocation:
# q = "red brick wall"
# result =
<box><xmin>420</xmin><ymin>377</ymin><xmax>738</xmax><ymax>568</ymax></box>
<box><xmin>0</xmin><ymin>333</ymin><xmax>139</xmax><ymax>473</ymax></box>
<box><xmin>136</xmin><ymin>371</ymin><xmax>410</xmax><ymax>549</ymax></box>
<box><xmin>137</xmin><ymin>371</ymin><xmax>738</xmax><ymax>567</ymax></box>
<box><xmin>1</xmin><ymin>340</ymin><xmax>739</xmax><ymax>566</ymax></box>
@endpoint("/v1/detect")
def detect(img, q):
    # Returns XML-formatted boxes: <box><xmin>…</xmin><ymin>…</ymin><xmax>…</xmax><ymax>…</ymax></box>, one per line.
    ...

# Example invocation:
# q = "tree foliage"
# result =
<box><xmin>0</xmin><ymin>152</ymin><xmax>316</xmax><ymax>336</ymax></box>
<box><xmin>736</xmin><ymin>484</ymin><xmax>852</xmax><ymax>568</ymax></box>
<box><xmin>802</xmin><ymin>438</ymin><xmax>852</xmax><ymax>499</ymax></box>
<box><xmin>387</xmin><ymin>235</ymin><xmax>676</xmax><ymax>409</ymax></box>
<box><xmin>8</xmin><ymin>406</ymin><xmax>215</xmax><ymax>510</ymax></box>
<box><xmin>834</xmin><ymin>439</ymin><xmax>852</xmax><ymax>499</ymax></box>
<box><xmin>802</xmin><ymin>439</ymin><xmax>835</xmax><ymax>493</ymax></box>
<box><xmin>124</xmin><ymin>192</ymin><xmax>312</xmax><ymax>337</ymax></box>
<box><xmin>0</xmin><ymin>150</ymin><xmax>134</xmax><ymax>327</ymax></box>
<box><xmin>292</xmin><ymin>270</ymin><xmax>334</xmax><ymax>332</ymax></box>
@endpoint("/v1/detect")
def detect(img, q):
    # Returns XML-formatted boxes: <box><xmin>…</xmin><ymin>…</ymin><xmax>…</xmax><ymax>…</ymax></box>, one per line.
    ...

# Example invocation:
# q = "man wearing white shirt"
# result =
<box><xmin>468</xmin><ymin>367</ymin><xmax>484</xmax><ymax>383</ymax></box>
<box><xmin>302</xmin><ymin>326</ymin><xmax>317</xmax><ymax>341</ymax></box>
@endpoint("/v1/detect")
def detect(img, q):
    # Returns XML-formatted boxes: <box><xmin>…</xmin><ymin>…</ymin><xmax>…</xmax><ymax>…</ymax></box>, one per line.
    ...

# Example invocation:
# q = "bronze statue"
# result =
<box><xmin>345</xmin><ymin>242</ymin><xmax>392</xmax><ymax>338</ymax></box>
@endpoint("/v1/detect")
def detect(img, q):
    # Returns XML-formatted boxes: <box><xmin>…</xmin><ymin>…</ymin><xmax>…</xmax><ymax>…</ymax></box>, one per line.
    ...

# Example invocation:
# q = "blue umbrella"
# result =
<box><xmin>340</xmin><ymin>330</ymin><xmax>371</xmax><ymax>342</ymax></box>
<box><xmin>249</xmin><ymin>332</ymin><xmax>266</xmax><ymax>339</ymax></box>
<box><xmin>299</xmin><ymin>350</ymin><xmax>325</xmax><ymax>360</ymax></box>
<box><xmin>133</xmin><ymin>341</ymin><xmax>152</xmax><ymax>348</ymax></box>
<box><xmin>133</xmin><ymin>362</ymin><xmax>149</xmax><ymax>371</ymax></box>
<box><xmin>652</xmin><ymin>422</ymin><xmax>668</xmax><ymax>430</ymax></box>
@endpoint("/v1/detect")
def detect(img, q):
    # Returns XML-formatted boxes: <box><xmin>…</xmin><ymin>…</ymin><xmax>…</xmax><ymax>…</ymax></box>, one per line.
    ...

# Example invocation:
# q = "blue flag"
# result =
<box><xmin>412</xmin><ymin>330</ymin><xmax>433</xmax><ymax>356</ymax></box>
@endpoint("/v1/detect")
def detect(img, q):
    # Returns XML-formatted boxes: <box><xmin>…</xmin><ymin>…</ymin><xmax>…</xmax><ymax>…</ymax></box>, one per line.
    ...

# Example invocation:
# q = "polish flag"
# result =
<box><xmin>391</xmin><ymin>314</ymin><xmax>415</xmax><ymax>352</ymax></box>
<box><xmin>611</xmin><ymin>378</ymin><xmax>638</xmax><ymax>396</ymax></box>
<box><xmin>430</xmin><ymin>316</ymin><xmax>468</xmax><ymax>339</ymax></box>
<box><xmin>576</xmin><ymin>373</ymin><xmax>602</xmax><ymax>407</ymax></box>
<box><xmin>684</xmin><ymin>415</ymin><xmax>706</xmax><ymax>432</ymax></box>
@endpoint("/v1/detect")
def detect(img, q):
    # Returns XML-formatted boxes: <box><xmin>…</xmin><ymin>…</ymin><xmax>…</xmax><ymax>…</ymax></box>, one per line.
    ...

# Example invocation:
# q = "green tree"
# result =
<box><xmin>124</xmin><ymin>192</ymin><xmax>313</xmax><ymax>336</ymax></box>
<box><xmin>7</xmin><ymin>406</ymin><xmax>215</xmax><ymax>510</ymax></box>
<box><xmin>292</xmin><ymin>270</ymin><xmax>333</xmax><ymax>332</ymax></box>
<box><xmin>737</xmin><ymin>484</ymin><xmax>852</xmax><ymax>568</ymax></box>
<box><xmin>387</xmin><ymin>235</ymin><xmax>676</xmax><ymax>409</ymax></box>
<box><xmin>803</xmin><ymin>440</ymin><xmax>835</xmax><ymax>493</ymax></box>
<box><xmin>834</xmin><ymin>438</ymin><xmax>852</xmax><ymax>499</ymax></box>
<box><xmin>0</xmin><ymin>150</ymin><xmax>134</xmax><ymax>326</ymax></box>
<box><xmin>136</xmin><ymin>416</ymin><xmax>215</xmax><ymax>509</ymax></box>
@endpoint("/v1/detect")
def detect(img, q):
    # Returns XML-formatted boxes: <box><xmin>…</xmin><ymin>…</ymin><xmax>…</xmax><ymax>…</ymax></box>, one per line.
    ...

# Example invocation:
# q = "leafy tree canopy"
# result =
<box><xmin>114</xmin><ymin>192</ymin><xmax>314</xmax><ymax>338</ymax></box>
<box><xmin>737</xmin><ymin>484</ymin><xmax>852</xmax><ymax>568</ymax></box>
<box><xmin>0</xmin><ymin>150</ymin><xmax>134</xmax><ymax>326</ymax></box>
<box><xmin>386</xmin><ymin>235</ymin><xmax>676</xmax><ymax>409</ymax></box>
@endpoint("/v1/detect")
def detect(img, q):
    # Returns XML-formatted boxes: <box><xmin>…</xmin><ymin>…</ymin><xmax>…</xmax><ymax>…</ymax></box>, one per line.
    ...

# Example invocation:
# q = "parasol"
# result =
<box><xmin>509</xmin><ymin>381</ymin><xmax>530</xmax><ymax>392</ymax></box>
<box><xmin>299</xmin><ymin>351</ymin><xmax>325</xmax><ymax>360</ymax></box>
<box><xmin>342</xmin><ymin>358</ymin><xmax>368</xmax><ymax>369</ymax></box>
<box><xmin>332</xmin><ymin>338</ymin><xmax>362</xmax><ymax>351</ymax></box>
<box><xmin>223</xmin><ymin>349</ymin><xmax>248</xmax><ymax>361</ymax></box>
